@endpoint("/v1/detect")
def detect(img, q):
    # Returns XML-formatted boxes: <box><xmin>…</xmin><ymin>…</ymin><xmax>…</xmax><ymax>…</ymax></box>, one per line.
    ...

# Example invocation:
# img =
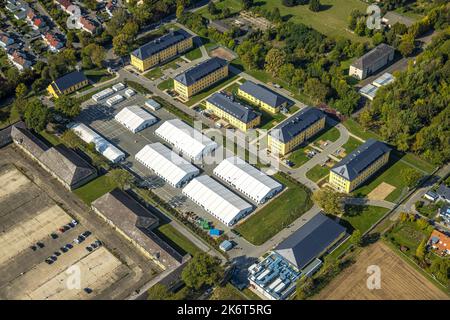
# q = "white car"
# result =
<box><xmin>71</xmin><ymin>220</ymin><xmax>78</xmax><ymax>226</ymax></box>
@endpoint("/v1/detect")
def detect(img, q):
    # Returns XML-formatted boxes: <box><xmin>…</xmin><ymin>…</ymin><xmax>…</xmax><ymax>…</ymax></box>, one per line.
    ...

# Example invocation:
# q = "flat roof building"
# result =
<box><xmin>114</xmin><ymin>105</ymin><xmax>157</xmax><ymax>133</ymax></box>
<box><xmin>213</xmin><ymin>156</ymin><xmax>282</xmax><ymax>204</ymax></box>
<box><xmin>205</xmin><ymin>93</ymin><xmax>261</xmax><ymax>132</ymax></box>
<box><xmin>155</xmin><ymin>119</ymin><xmax>218</xmax><ymax>160</ymax></box>
<box><xmin>238</xmin><ymin>81</ymin><xmax>289</xmax><ymax>113</ymax></box>
<box><xmin>11</xmin><ymin>124</ymin><xmax>97</xmax><ymax>190</ymax></box>
<box><xmin>135</xmin><ymin>143</ymin><xmax>200</xmax><ymax>188</ymax></box>
<box><xmin>47</xmin><ymin>71</ymin><xmax>89</xmax><ymax>98</ymax></box>
<box><xmin>70</xmin><ymin>123</ymin><xmax>126</xmax><ymax>163</ymax></box>
<box><xmin>91</xmin><ymin>189</ymin><xmax>186</xmax><ymax>269</ymax></box>
<box><xmin>329</xmin><ymin>139</ymin><xmax>391</xmax><ymax>193</ymax></box>
<box><xmin>174</xmin><ymin>57</ymin><xmax>229</xmax><ymax>99</ymax></box>
<box><xmin>268</xmin><ymin>107</ymin><xmax>326</xmax><ymax>156</ymax></box>
<box><xmin>182</xmin><ymin>175</ymin><xmax>253</xmax><ymax>226</ymax></box>
<box><xmin>349</xmin><ymin>43</ymin><xmax>395</xmax><ymax>80</ymax></box>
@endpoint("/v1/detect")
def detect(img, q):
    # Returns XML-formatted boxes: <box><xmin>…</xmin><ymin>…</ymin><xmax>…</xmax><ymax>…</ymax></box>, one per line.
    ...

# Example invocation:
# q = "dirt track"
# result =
<box><xmin>315</xmin><ymin>242</ymin><xmax>449</xmax><ymax>300</ymax></box>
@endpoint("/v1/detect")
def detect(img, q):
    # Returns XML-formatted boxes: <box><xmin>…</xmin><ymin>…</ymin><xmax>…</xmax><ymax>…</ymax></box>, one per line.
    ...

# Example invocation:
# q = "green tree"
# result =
<box><xmin>208</xmin><ymin>1</ymin><xmax>219</xmax><ymax>15</ymax></box>
<box><xmin>304</xmin><ymin>78</ymin><xmax>329</xmax><ymax>104</ymax></box>
<box><xmin>295</xmin><ymin>276</ymin><xmax>314</xmax><ymax>300</ymax></box>
<box><xmin>54</xmin><ymin>96</ymin><xmax>81</xmax><ymax>118</ymax></box>
<box><xmin>147</xmin><ymin>283</ymin><xmax>172</xmax><ymax>300</ymax></box>
<box><xmin>61</xmin><ymin>129</ymin><xmax>83</xmax><ymax>149</ymax></box>
<box><xmin>24</xmin><ymin>99</ymin><xmax>49</xmax><ymax>132</ymax></box>
<box><xmin>349</xmin><ymin>230</ymin><xmax>362</xmax><ymax>247</ymax></box>
<box><xmin>113</xmin><ymin>34</ymin><xmax>131</xmax><ymax>56</ymax></box>
<box><xmin>264</xmin><ymin>48</ymin><xmax>286</xmax><ymax>77</ymax></box>
<box><xmin>398</xmin><ymin>34</ymin><xmax>415</xmax><ymax>57</ymax></box>
<box><xmin>309</xmin><ymin>0</ymin><xmax>321</xmax><ymax>12</ymax></box>
<box><xmin>242</xmin><ymin>0</ymin><xmax>253</xmax><ymax>10</ymax></box>
<box><xmin>415</xmin><ymin>239</ymin><xmax>426</xmax><ymax>261</ymax></box>
<box><xmin>107</xmin><ymin>168</ymin><xmax>134</xmax><ymax>190</ymax></box>
<box><xmin>401</xmin><ymin>168</ymin><xmax>422</xmax><ymax>189</ymax></box>
<box><xmin>181</xmin><ymin>253</ymin><xmax>223</xmax><ymax>290</ymax></box>
<box><xmin>82</xmin><ymin>44</ymin><xmax>106</xmax><ymax>69</ymax></box>
<box><xmin>176</xmin><ymin>5</ymin><xmax>184</xmax><ymax>19</ymax></box>
<box><xmin>312</xmin><ymin>188</ymin><xmax>346</xmax><ymax>216</ymax></box>
<box><xmin>15</xmin><ymin>83</ymin><xmax>27</xmax><ymax>98</ymax></box>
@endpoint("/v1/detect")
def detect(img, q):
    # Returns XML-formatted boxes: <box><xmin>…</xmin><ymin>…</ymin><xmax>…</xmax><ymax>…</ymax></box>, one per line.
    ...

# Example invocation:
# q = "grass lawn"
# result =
<box><xmin>341</xmin><ymin>136</ymin><xmax>362</xmax><ymax>154</ymax></box>
<box><xmin>184</xmin><ymin>47</ymin><xmax>202</xmax><ymax>61</ymax></box>
<box><xmin>73</xmin><ymin>174</ymin><xmax>118</xmax><ymax>204</ymax></box>
<box><xmin>84</xmin><ymin>69</ymin><xmax>114</xmax><ymax>84</ymax></box>
<box><xmin>288</xmin><ymin>146</ymin><xmax>310</xmax><ymax>168</ymax></box>
<box><xmin>144</xmin><ymin>67</ymin><xmax>163</xmax><ymax>80</ymax></box>
<box><xmin>185</xmin><ymin>75</ymin><xmax>240</xmax><ymax>107</ymax></box>
<box><xmin>39</xmin><ymin>130</ymin><xmax>61</xmax><ymax>146</ymax></box>
<box><xmin>340</xmin><ymin>205</ymin><xmax>389</xmax><ymax>234</ymax></box>
<box><xmin>306</xmin><ymin>164</ymin><xmax>329</xmax><ymax>182</ymax></box>
<box><xmin>343</xmin><ymin>118</ymin><xmax>382</xmax><ymax>141</ymax></box>
<box><xmin>162</xmin><ymin>58</ymin><xmax>183</xmax><ymax>71</ymax></box>
<box><xmin>210</xmin><ymin>283</ymin><xmax>249</xmax><ymax>300</ymax></box>
<box><xmin>311</xmin><ymin>125</ymin><xmax>340</xmax><ymax>144</ymax></box>
<box><xmin>385</xmin><ymin>220</ymin><xmax>430</xmax><ymax>255</ymax></box>
<box><xmin>197</xmin><ymin>0</ymin><xmax>243</xmax><ymax>19</ymax></box>
<box><xmin>352</xmin><ymin>159</ymin><xmax>422</xmax><ymax>202</ymax></box>
<box><xmin>242</xmin><ymin>288</ymin><xmax>262</xmax><ymax>300</ymax></box>
<box><xmin>259</xmin><ymin>109</ymin><xmax>287</xmax><ymax>130</ymax></box>
<box><xmin>222</xmin><ymin>82</ymin><xmax>242</xmax><ymax>95</ymax></box>
<box><xmin>157</xmin><ymin>78</ymin><xmax>174</xmax><ymax>91</ymax></box>
<box><xmin>154</xmin><ymin>223</ymin><xmax>201</xmax><ymax>256</ymax></box>
<box><xmin>235</xmin><ymin>173</ymin><xmax>312</xmax><ymax>245</ymax></box>
<box><xmin>394</xmin><ymin>152</ymin><xmax>436</xmax><ymax>175</ymax></box>
<box><xmin>256</xmin><ymin>0</ymin><xmax>369</xmax><ymax>42</ymax></box>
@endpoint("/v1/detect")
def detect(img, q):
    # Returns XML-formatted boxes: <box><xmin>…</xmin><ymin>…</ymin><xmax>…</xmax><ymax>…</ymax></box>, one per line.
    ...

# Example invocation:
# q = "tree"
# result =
<box><xmin>147</xmin><ymin>284</ymin><xmax>172</xmax><ymax>300</ymax></box>
<box><xmin>242</xmin><ymin>0</ymin><xmax>253</xmax><ymax>10</ymax></box>
<box><xmin>429</xmin><ymin>258</ymin><xmax>450</xmax><ymax>284</ymax></box>
<box><xmin>113</xmin><ymin>34</ymin><xmax>131</xmax><ymax>56</ymax></box>
<box><xmin>415</xmin><ymin>239</ymin><xmax>426</xmax><ymax>261</ymax></box>
<box><xmin>82</xmin><ymin>44</ymin><xmax>105</xmax><ymax>69</ymax></box>
<box><xmin>264</xmin><ymin>48</ymin><xmax>286</xmax><ymax>77</ymax></box>
<box><xmin>398</xmin><ymin>34</ymin><xmax>415</xmax><ymax>57</ymax></box>
<box><xmin>402</xmin><ymin>168</ymin><xmax>422</xmax><ymax>189</ymax></box>
<box><xmin>309</xmin><ymin>0</ymin><xmax>321</xmax><ymax>12</ymax></box>
<box><xmin>304</xmin><ymin>78</ymin><xmax>329</xmax><ymax>104</ymax></box>
<box><xmin>54</xmin><ymin>96</ymin><xmax>81</xmax><ymax>118</ymax></box>
<box><xmin>15</xmin><ymin>83</ymin><xmax>27</xmax><ymax>99</ymax></box>
<box><xmin>176</xmin><ymin>5</ymin><xmax>184</xmax><ymax>19</ymax></box>
<box><xmin>312</xmin><ymin>188</ymin><xmax>346</xmax><ymax>216</ymax></box>
<box><xmin>349</xmin><ymin>230</ymin><xmax>362</xmax><ymax>247</ymax></box>
<box><xmin>24</xmin><ymin>99</ymin><xmax>49</xmax><ymax>132</ymax></box>
<box><xmin>181</xmin><ymin>253</ymin><xmax>223</xmax><ymax>290</ymax></box>
<box><xmin>295</xmin><ymin>276</ymin><xmax>314</xmax><ymax>300</ymax></box>
<box><xmin>359</xmin><ymin>107</ymin><xmax>375</xmax><ymax>130</ymax></box>
<box><xmin>61</xmin><ymin>129</ymin><xmax>83</xmax><ymax>149</ymax></box>
<box><xmin>208</xmin><ymin>1</ymin><xmax>219</xmax><ymax>15</ymax></box>
<box><xmin>107</xmin><ymin>168</ymin><xmax>134</xmax><ymax>190</ymax></box>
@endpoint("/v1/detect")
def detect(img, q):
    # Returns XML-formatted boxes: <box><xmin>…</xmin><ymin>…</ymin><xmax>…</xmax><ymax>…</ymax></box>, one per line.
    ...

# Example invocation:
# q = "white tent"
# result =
<box><xmin>155</xmin><ymin>119</ymin><xmax>218</xmax><ymax>160</ymax></box>
<box><xmin>214</xmin><ymin>156</ymin><xmax>283</xmax><ymax>204</ymax></box>
<box><xmin>114</xmin><ymin>105</ymin><xmax>157</xmax><ymax>133</ymax></box>
<box><xmin>182</xmin><ymin>175</ymin><xmax>253</xmax><ymax>226</ymax></box>
<box><xmin>70</xmin><ymin>123</ymin><xmax>125</xmax><ymax>163</ymax></box>
<box><xmin>135</xmin><ymin>143</ymin><xmax>199</xmax><ymax>188</ymax></box>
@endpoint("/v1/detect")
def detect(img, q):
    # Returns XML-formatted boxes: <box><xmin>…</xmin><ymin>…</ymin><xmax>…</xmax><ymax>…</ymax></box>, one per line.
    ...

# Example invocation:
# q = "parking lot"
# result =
<box><xmin>0</xmin><ymin>164</ymin><xmax>132</xmax><ymax>300</ymax></box>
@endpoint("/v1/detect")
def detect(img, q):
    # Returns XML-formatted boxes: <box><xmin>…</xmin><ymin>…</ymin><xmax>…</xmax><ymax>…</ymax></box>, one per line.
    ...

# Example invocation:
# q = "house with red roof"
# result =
<box><xmin>428</xmin><ymin>230</ymin><xmax>450</xmax><ymax>256</ymax></box>
<box><xmin>42</xmin><ymin>32</ymin><xmax>64</xmax><ymax>52</ymax></box>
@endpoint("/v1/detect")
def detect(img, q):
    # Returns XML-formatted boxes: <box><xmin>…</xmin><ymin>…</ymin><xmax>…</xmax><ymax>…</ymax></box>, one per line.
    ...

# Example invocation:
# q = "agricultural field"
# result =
<box><xmin>315</xmin><ymin>242</ymin><xmax>449</xmax><ymax>300</ymax></box>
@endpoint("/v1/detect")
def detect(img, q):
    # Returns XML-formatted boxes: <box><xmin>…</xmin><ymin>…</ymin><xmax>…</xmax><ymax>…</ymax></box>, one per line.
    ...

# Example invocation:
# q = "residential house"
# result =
<box><xmin>428</xmin><ymin>230</ymin><xmax>450</xmax><ymax>256</ymax></box>
<box><xmin>42</xmin><ymin>32</ymin><xmax>64</xmax><ymax>52</ymax></box>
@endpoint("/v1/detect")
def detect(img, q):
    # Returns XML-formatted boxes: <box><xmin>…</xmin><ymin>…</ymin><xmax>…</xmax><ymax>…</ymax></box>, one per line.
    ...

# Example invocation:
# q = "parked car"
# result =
<box><xmin>68</xmin><ymin>222</ymin><xmax>75</xmax><ymax>228</ymax></box>
<box><xmin>30</xmin><ymin>245</ymin><xmax>37</xmax><ymax>251</ymax></box>
<box><xmin>94</xmin><ymin>240</ymin><xmax>102</xmax><ymax>247</ymax></box>
<box><xmin>65</xmin><ymin>243</ymin><xmax>73</xmax><ymax>249</ymax></box>
<box><xmin>84</xmin><ymin>288</ymin><xmax>93</xmax><ymax>294</ymax></box>
<box><xmin>82</xmin><ymin>231</ymin><xmax>92</xmax><ymax>238</ymax></box>
<box><xmin>36</xmin><ymin>242</ymin><xmax>45</xmax><ymax>248</ymax></box>
<box><xmin>86</xmin><ymin>246</ymin><xmax>93</xmax><ymax>252</ymax></box>
<box><xmin>60</xmin><ymin>247</ymin><xmax>68</xmax><ymax>253</ymax></box>
<box><xmin>45</xmin><ymin>259</ymin><xmax>54</xmax><ymax>265</ymax></box>
<box><xmin>53</xmin><ymin>251</ymin><xmax>61</xmax><ymax>256</ymax></box>
<box><xmin>50</xmin><ymin>233</ymin><xmax>58</xmax><ymax>239</ymax></box>
<box><xmin>71</xmin><ymin>220</ymin><xmax>78</xmax><ymax>226</ymax></box>
<box><xmin>58</xmin><ymin>227</ymin><xmax>66</xmax><ymax>233</ymax></box>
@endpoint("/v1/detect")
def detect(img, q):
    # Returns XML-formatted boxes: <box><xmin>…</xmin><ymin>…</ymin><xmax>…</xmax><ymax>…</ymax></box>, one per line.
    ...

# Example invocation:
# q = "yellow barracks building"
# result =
<box><xmin>47</xmin><ymin>71</ymin><xmax>89</xmax><ymax>98</ymax></box>
<box><xmin>268</xmin><ymin>107</ymin><xmax>326</xmax><ymax>156</ymax></box>
<box><xmin>130</xmin><ymin>30</ymin><xmax>193</xmax><ymax>72</ymax></box>
<box><xmin>205</xmin><ymin>92</ymin><xmax>261</xmax><ymax>132</ymax></box>
<box><xmin>237</xmin><ymin>81</ymin><xmax>289</xmax><ymax>113</ymax></box>
<box><xmin>329</xmin><ymin>139</ymin><xmax>391</xmax><ymax>193</ymax></box>
<box><xmin>173</xmin><ymin>57</ymin><xmax>228</xmax><ymax>99</ymax></box>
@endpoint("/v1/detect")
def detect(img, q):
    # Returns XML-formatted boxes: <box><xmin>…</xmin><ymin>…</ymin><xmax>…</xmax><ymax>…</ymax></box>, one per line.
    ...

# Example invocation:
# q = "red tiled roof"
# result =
<box><xmin>56</xmin><ymin>0</ymin><xmax>72</xmax><ymax>9</ymax></box>
<box><xmin>44</xmin><ymin>33</ymin><xmax>61</xmax><ymax>48</ymax></box>
<box><xmin>79</xmin><ymin>16</ymin><xmax>96</xmax><ymax>32</ymax></box>
<box><xmin>429</xmin><ymin>230</ymin><xmax>450</xmax><ymax>256</ymax></box>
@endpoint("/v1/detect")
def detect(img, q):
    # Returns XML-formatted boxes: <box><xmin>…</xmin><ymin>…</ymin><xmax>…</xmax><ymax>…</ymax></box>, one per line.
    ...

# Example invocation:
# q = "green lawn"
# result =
<box><xmin>395</xmin><ymin>152</ymin><xmax>436</xmax><ymax>175</ymax></box>
<box><xmin>343</xmin><ymin>118</ymin><xmax>382</xmax><ymax>141</ymax></box>
<box><xmin>341</xmin><ymin>205</ymin><xmax>389</xmax><ymax>234</ymax></box>
<box><xmin>39</xmin><ymin>130</ymin><xmax>61</xmax><ymax>146</ymax></box>
<box><xmin>144</xmin><ymin>67</ymin><xmax>163</xmax><ymax>80</ymax></box>
<box><xmin>73</xmin><ymin>175</ymin><xmax>118</xmax><ymax>204</ymax></box>
<box><xmin>288</xmin><ymin>147</ymin><xmax>310</xmax><ymax>168</ymax></box>
<box><xmin>235</xmin><ymin>173</ymin><xmax>312</xmax><ymax>245</ymax></box>
<box><xmin>210</xmin><ymin>283</ymin><xmax>249</xmax><ymax>300</ymax></box>
<box><xmin>0</xmin><ymin>104</ymin><xmax>20</xmax><ymax>129</ymax></box>
<box><xmin>341</xmin><ymin>136</ymin><xmax>362</xmax><ymax>154</ymax></box>
<box><xmin>306</xmin><ymin>164</ymin><xmax>329</xmax><ymax>182</ymax></box>
<box><xmin>84</xmin><ymin>69</ymin><xmax>114</xmax><ymax>84</ymax></box>
<box><xmin>352</xmin><ymin>158</ymin><xmax>422</xmax><ymax>202</ymax></box>
<box><xmin>197</xmin><ymin>0</ymin><xmax>243</xmax><ymax>19</ymax></box>
<box><xmin>184</xmin><ymin>47</ymin><xmax>202</xmax><ymax>61</ymax></box>
<box><xmin>157</xmin><ymin>78</ymin><xmax>174</xmax><ymax>91</ymax></box>
<box><xmin>311</xmin><ymin>125</ymin><xmax>340</xmax><ymax>144</ymax></box>
<box><xmin>385</xmin><ymin>221</ymin><xmax>430</xmax><ymax>255</ymax></box>
<box><xmin>155</xmin><ymin>223</ymin><xmax>201</xmax><ymax>256</ymax></box>
<box><xmin>259</xmin><ymin>109</ymin><xmax>287</xmax><ymax>130</ymax></box>
<box><xmin>256</xmin><ymin>0</ymin><xmax>369</xmax><ymax>42</ymax></box>
<box><xmin>222</xmin><ymin>82</ymin><xmax>242</xmax><ymax>95</ymax></box>
<box><xmin>185</xmin><ymin>75</ymin><xmax>240</xmax><ymax>107</ymax></box>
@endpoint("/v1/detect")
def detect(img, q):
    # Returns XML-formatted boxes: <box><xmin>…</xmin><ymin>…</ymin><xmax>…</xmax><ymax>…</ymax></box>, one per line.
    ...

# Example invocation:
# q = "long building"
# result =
<box><xmin>91</xmin><ymin>188</ymin><xmax>187</xmax><ymax>269</ymax></box>
<box><xmin>47</xmin><ymin>71</ymin><xmax>89</xmax><ymax>98</ymax></box>
<box><xmin>205</xmin><ymin>93</ymin><xmax>261</xmax><ymax>132</ymax></box>
<box><xmin>70</xmin><ymin>123</ymin><xmax>126</xmax><ymax>163</ymax></box>
<box><xmin>182</xmin><ymin>175</ymin><xmax>253</xmax><ymax>227</ymax></box>
<box><xmin>11</xmin><ymin>124</ymin><xmax>97</xmax><ymax>190</ymax></box>
<box><xmin>213</xmin><ymin>156</ymin><xmax>282</xmax><ymax>204</ymax></box>
<box><xmin>173</xmin><ymin>57</ymin><xmax>229</xmax><ymax>99</ymax></box>
<box><xmin>329</xmin><ymin>139</ymin><xmax>391</xmax><ymax>193</ymax></box>
<box><xmin>248</xmin><ymin>213</ymin><xmax>346</xmax><ymax>300</ymax></box>
<box><xmin>135</xmin><ymin>143</ymin><xmax>199</xmax><ymax>188</ymax></box>
<box><xmin>349</xmin><ymin>43</ymin><xmax>395</xmax><ymax>80</ymax></box>
<box><xmin>130</xmin><ymin>30</ymin><xmax>193</xmax><ymax>72</ymax></box>
<box><xmin>114</xmin><ymin>105</ymin><xmax>157</xmax><ymax>133</ymax></box>
<box><xmin>155</xmin><ymin>119</ymin><xmax>218</xmax><ymax>160</ymax></box>
<box><xmin>237</xmin><ymin>81</ymin><xmax>289</xmax><ymax>113</ymax></box>
<box><xmin>268</xmin><ymin>107</ymin><xmax>326</xmax><ymax>156</ymax></box>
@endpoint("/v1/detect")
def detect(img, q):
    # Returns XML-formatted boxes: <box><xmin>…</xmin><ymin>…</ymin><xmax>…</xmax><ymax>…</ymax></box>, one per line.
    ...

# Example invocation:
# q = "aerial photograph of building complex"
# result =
<box><xmin>0</xmin><ymin>0</ymin><xmax>448</xmax><ymax>311</ymax></box>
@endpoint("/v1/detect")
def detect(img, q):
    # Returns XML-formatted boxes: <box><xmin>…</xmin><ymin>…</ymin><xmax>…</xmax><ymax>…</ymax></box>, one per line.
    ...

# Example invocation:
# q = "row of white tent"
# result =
<box><xmin>114</xmin><ymin>105</ymin><xmax>157</xmax><ymax>133</ymax></box>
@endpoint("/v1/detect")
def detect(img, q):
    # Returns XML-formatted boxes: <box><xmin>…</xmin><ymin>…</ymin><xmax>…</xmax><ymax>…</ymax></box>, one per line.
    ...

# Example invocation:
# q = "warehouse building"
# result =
<box><xmin>106</xmin><ymin>94</ymin><xmax>125</xmax><ymax>107</ymax></box>
<box><xmin>205</xmin><ymin>92</ymin><xmax>261</xmax><ymax>132</ymax></box>
<box><xmin>155</xmin><ymin>119</ymin><xmax>218</xmax><ymax>160</ymax></box>
<box><xmin>92</xmin><ymin>88</ymin><xmax>114</xmax><ymax>102</ymax></box>
<box><xmin>182</xmin><ymin>175</ymin><xmax>253</xmax><ymax>226</ymax></box>
<box><xmin>213</xmin><ymin>156</ymin><xmax>282</xmax><ymax>204</ymax></box>
<box><xmin>145</xmin><ymin>99</ymin><xmax>161</xmax><ymax>111</ymax></box>
<box><xmin>329</xmin><ymin>139</ymin><xmax>391</xmax><ymax>193</ymax></box>
<box><xmin>349</xmin><ymin>43</ymin><xmax>395</xmax><ymax>80</ymax></box>
<box><xmin>268</xmin><ymin>107</ymin><xmax>326</xmax><ymax>156</ymax></box>
<box><xmin>114</xmin><ymin>105</ymin><xmax>157</xmax><ymax>133</ymax></box>
<box><xmin>237</xmin><ymin>81</ymin><xmax>289</xmax><ymax>113</ymax></box>
<box><xmin>70</xmin><ymin>123</ymin><xmax>126</xmax><ymax>163</ymax></box>
<box><xmin>174</xmin><ymin>57</ymin><xmax>229</xmax><ymax>99</ymax></box>
<box><xmin>130</xmin><ymin>30</ymin><xmax>193</xmax><ymax>72</ymax></box>
<box><xmin>91</xmin><ymin>188</ymin><xmax>187</xmax><ymax>269</ymax></box>
<box><xmin>135</xmin><ymin>143</ymin><xmax>200</xmax><ymax>188</ymax></box>
<box><xmin>47</xmin><ymin>71</ymin><xmax>89</xmax><ymax>98</ymax></box>
<box><xmin>11</xmin><ymin>124</ymin><xmax>97</xmax><ymax>190</ymax></box>
<box><xmin>248</xmin><ymin>213</ymin><xmax>346</xmax><ymax>300</ymax></box>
